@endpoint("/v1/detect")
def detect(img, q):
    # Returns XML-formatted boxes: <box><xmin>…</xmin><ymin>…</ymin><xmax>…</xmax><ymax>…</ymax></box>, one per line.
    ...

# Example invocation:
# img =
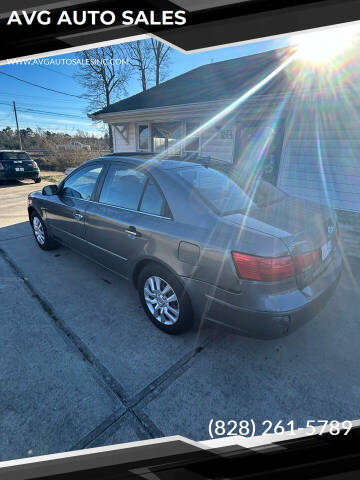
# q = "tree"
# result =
<box><xmin>75</xmin><ymin>46</ymin><xmax>131</xmax><ymax>148</ymax></box>
<box><xmin>121</xmin><ymin>40</ymin><xmax>153</xmax><ymax>92</ymax></box>
<box><xmin>150</xmin><ymin>39</ymin><xmax>172</xmax><ymax>86</ymax></box>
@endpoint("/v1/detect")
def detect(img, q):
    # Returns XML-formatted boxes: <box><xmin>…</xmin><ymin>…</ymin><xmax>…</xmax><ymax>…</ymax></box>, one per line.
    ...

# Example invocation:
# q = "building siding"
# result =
<box><xmin>112</xmin><ymin>123</ymin><xmax>136</xmax><ymax>152</ymax></box>
<box><xmin>200</xmin><ymin>126</ymin><xmax>234</xmax><ymax>162</ymax></box>
<box><xmin>278</xmin><ymin>104</ymin><xmax>360</xmax><ymax>213</ymax></box>
<box><xmin>109</xmin><ymin>100</ymin><xmax>360</xmax><ymax>215</ymax></box>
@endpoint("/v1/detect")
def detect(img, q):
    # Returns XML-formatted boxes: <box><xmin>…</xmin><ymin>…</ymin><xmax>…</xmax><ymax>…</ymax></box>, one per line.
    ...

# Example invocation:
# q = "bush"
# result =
<box><xmin>49</xmin><ymin>149</ymin><xmax>95</xmax><ymax>171</ymax></box>
<box><xmin>0</xmin><ymin>127</ymin><xmax>109</xmax><ymax>172</ymax></box>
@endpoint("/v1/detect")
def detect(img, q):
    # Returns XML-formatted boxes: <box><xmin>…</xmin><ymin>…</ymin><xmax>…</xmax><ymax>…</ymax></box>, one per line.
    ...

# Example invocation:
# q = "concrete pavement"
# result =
<box><xmin>1</xmin><ymin>180</ymin><xmax>360</xmax><ymax>461</ymax></box>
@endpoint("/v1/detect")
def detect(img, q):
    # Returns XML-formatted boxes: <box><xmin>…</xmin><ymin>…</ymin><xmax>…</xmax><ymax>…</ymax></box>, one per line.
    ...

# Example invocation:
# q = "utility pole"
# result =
<box><xmin>13</xmin><ymin>101</ymin><xmax>23</xmax><ymax>150</ymax></box>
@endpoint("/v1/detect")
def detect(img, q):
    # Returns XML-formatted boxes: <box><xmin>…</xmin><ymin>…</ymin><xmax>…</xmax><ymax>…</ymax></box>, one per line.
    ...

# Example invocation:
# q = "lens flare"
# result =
<box><xmin>292</xmin><ymin>24</ymin><xmax>360</xmax><ymax>64</ymax></box>
<box><xmin>139</xmin><ymin>51</ymin><xmax>298</xmax><ymax>167</ymax></box>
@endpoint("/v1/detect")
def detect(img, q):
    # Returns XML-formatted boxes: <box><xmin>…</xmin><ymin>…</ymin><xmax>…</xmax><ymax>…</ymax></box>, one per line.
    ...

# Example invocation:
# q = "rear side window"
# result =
<box><xmin>99</xmin><ymin>165</ymin><xmax>147</xmax><ymax>210</ymax></box>
<box><xmin>176</xmin><ymin>166</ymin><xmax>254</xmax><ymax>215</ymax></box>
<box><xmin>0</xmin><ymin>152</ymin><xmax>30</xmax><ymax>161</ymax></box>
<box><xmin>176</xmin><ymin>166</ymin><xmax>286</xmax><ymax>215</ymax></box>
<box><xmin>139</xmin><ymin>179</ymin><xmax>165</xmax><ymax>216</ymax></box>
<box><xmin>61</xmin><ymin>165</ymin><xmax>102</xmax><ymax>200</ymax></box>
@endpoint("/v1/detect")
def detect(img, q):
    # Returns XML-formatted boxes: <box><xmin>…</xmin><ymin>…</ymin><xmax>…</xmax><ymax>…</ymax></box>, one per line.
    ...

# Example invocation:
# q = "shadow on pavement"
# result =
<box><xmin>1</xmin><ymin>220</ymin><xmax>360</xmax><ymax>454</ymax></box>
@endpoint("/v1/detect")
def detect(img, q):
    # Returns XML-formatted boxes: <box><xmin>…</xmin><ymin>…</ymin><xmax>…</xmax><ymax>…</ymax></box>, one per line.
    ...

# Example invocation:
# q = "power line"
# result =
<box><xmin>0</xmin><ymin>101</ymin><xmax>89</xmax><ymax>120</ymax></box>
<box><xmin>35</xmin><ymin>64</ymin><xmax>75</xmax><ymax>79</ymax></box>
<box><xmin>0</xmin><ymin>71</ymin><xmax>91</xmax><ymax>100</ymax></box>
<box><xmin>19</xmin><ymin>108</ymin><xmax>88</xmax><ymax>120</ymax></box>
<box><xmin>0</xmin><ymin>97</ymin><xmax>92</xmax><ymax>116</ymax></box>
<box><xmin>0</xmin><ymin>91</ymin><xmax>87</xmax><ymax>104</ymax></box>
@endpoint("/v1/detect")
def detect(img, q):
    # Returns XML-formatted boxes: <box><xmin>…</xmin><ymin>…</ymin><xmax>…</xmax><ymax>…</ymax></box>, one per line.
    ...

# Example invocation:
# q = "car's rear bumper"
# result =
<box><xmin>0</xmin><ymin>170</ymin><xmax>40</xmax><ymax>181</ymax></box>
<box><xmin>182</xmin><ymin>251</ymin><xmax>342</xmax><ymax>339</ymax></box>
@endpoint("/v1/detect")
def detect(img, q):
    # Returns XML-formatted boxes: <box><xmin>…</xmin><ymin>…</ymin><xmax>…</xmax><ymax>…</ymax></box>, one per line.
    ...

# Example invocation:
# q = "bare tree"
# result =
<box><xmin>75</xmin><ymin>46</ymin><xmax>131</xmax><ymax>148</ymax></box>
<box><xmin>121</xmin><ymin>40</ymin><xmax>153</xmax><ymax>92</ymax></box>
<box><xmin>150</xmin><ymin>39</ymin><xmax>172</xmax><ymax>86</ymax></box>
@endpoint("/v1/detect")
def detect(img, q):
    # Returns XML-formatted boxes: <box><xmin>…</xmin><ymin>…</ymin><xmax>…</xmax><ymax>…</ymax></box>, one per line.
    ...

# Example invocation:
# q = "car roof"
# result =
<box><xmin>97</xmin><ymin>153</ymin><xmax>204</xmax><ymax>171</ymax></box>
<box><xmin>0</xmin><ymin>149</ymin><xmax>28</xmax><ymax>153</ymax></box>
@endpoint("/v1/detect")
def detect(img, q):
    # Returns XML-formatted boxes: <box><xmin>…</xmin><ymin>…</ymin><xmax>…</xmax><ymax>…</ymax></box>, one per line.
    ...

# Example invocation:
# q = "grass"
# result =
<box><xmin>41</xmin><ymin>172</ymin><xmax>65</xmax><ymax>184</ymax></box>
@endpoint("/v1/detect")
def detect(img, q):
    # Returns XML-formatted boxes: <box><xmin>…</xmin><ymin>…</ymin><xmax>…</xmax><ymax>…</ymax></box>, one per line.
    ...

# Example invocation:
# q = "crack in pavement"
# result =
<box><xmin>0</xmin><ymin>234</ymin><xmax>32</xmax><ymax>242</ymax></box>
<box><xmin>0</xmin><ymin>246</ymin><xmax>222</xmax><ymax>449</ymax></box>
<box><xmin>128</xmin><ymin>334</ymin><xmax>222</xmax><ymax>410</ymax></box>
<box><xmin>73</xmin><ymin>333</ymin><xmax>222</xmax><ymax>449</ymax></box>
<box><xmin>0</xmin><ymin>246</ymin><xmax>129</xmax><ymax>401</ymax></box>
<box><xmin>70</xmin><ymin>408</ymin><xmax>130</xmax><ymax>451</ymax></box>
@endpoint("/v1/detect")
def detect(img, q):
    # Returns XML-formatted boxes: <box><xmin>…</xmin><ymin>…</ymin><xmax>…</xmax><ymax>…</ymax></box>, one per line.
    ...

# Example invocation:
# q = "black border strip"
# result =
<box><xmin>0</xmin><ymin>1</ymin><xmax>360</xmax><ymax>60</ymax></box>
<box><xmin>1</xmin><ymin>427</ymin><xmax>360</xmax><ymax>479</ymax></box>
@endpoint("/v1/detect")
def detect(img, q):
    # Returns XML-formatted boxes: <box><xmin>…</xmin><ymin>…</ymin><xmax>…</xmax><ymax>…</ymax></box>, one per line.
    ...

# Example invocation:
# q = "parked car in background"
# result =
<box><xmin>27</xmin><ymin>154</ymin><xmax>342</xmax><ymax>338</ymax></box>
<box><xmin>0</xmin><ymin>150</ymin><xmax>41</xmax><ymax>184</ymax></box>
<box><xmin>55</xmin><ymin>141</ymin><xmax>91</xmax><ymax>151</ymax></box>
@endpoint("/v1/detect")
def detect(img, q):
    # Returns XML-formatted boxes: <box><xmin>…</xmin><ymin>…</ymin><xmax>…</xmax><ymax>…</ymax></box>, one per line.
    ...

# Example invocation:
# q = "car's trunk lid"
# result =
<box><xmin>224</xmin><ymin>195</ymin><xmax>338</xmax><ymax>289</ymax></box>
<box><xmin>0</xmin><ymin>153</ymin><xmax>35</xmax><ymax>172</ymax></box>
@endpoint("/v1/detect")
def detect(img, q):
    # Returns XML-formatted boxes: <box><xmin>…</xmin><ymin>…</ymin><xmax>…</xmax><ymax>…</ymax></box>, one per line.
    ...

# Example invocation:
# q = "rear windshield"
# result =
<box><xmin>176</xmin><ymin>166</ymin><xmax>285</xmax><ymax>215</ymax></box>
<box><xmin>0</xmin><ymin>152</ymin><xmax>31</xmax><ymax>161</ymax></box>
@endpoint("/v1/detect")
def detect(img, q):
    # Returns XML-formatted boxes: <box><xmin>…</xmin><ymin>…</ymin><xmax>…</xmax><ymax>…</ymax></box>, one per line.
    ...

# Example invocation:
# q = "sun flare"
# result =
<box><xmin>292</xmin><ymin>24</ymin><xmax>360</xmax><ymax>64</ymax></box>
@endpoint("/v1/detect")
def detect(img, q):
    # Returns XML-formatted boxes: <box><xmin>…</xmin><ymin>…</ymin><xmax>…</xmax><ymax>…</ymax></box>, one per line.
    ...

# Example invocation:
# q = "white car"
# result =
<box><xmin>55</xmin><ymin>141</ymin><xmax>91</xmax><ymax>151</ymax></box>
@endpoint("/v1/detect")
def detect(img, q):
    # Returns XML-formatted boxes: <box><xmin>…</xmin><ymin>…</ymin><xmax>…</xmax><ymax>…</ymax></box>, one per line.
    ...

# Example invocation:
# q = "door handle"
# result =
<box><xmin>126</xmin><ymin>226</ymin><xmax>140</xmax><ymax>237</ymax></box>
<box><xmin>73</xmin><ymin>211</ymin><xmax>84</xmax><ymax>221</ymax></box>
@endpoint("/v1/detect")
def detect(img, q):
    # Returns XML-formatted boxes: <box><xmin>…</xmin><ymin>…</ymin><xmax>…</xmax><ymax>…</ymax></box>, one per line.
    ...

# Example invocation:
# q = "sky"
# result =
<box><xmin>0</xmin><ymin>36</ymin><xmax>292</xmax><ymax>138</ymax></box>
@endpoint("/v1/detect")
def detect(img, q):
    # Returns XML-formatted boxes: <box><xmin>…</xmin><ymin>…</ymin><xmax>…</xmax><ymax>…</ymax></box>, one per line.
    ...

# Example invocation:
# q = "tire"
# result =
<box><xmin>34</xmin><ymin>177</ymin><xmax>42</xmax><ymax>183</ymax></box>
<box><xmin>30</xmin><ymin>212</ymin><xmax>58</xmax><ymax>250</ymax></box>
<box><xmin>138</xmin><ymin>264</ymin><xmax>194</xmax><ymax>334</ymax></box>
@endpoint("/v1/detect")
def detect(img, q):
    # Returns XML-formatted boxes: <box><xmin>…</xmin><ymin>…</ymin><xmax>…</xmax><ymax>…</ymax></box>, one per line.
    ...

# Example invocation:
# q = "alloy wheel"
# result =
<box><xmin>144</xmin><ymin>275</ymin><xmax>180</xmax><ymax>325</ymax></box>
<box><xmin>33</xmin><ymin>217</ymin><xmax>45</xmax><ymax>245</ymax></box>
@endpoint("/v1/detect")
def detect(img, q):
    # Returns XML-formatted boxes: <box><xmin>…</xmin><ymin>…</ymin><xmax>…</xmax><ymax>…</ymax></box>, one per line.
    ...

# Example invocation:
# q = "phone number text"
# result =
<box><xmin>208</xmin><ymin>419</ymin><xmax>353</xmax><ymax>438</ymax></box>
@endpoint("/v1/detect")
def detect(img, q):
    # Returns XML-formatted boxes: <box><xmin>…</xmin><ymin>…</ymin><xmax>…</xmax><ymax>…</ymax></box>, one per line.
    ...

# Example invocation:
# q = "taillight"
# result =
<box><xmin>32</xmin><ymin>161</ymin><xmax>38</xmax><ymax>169</ymax></box>
<box><xmin>0</xmin><ymin>162</ymin><xmax>3</xmax><ymax>170</ymax></box>
<box><xmin>232</xmin><ymin>252</ymin><xmax>295</xmax><ymax>282</ymax></box>
<box><xmin>232</xmin><ymin>249</ymin><xmax>318</xmax><ymax>282</ymax></box>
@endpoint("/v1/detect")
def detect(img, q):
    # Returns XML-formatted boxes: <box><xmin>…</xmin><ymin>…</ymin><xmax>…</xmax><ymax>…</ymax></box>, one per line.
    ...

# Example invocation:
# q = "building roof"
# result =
<box><xmin>91</xmin><ymin>47</ymin><xmax>295</xmax><ymax>117</ymax></box>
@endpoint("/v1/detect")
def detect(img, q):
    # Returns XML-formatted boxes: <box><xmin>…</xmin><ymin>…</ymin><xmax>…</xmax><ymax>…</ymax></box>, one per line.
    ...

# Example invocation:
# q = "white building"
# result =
<box><xmin>90</xmin><ymin>46</ymin><xmax>360</xmax><ymax>215</ymax></box>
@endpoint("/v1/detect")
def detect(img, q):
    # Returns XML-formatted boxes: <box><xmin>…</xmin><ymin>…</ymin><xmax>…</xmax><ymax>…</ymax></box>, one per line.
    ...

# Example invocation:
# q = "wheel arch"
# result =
<box><xmin>131</xmin><ymin>257</ymin><xmax>179</xmax><ymax>287</ymax></box>
<box><xmin>28</xmin><ymin>205</ymin><xmax>42</xmax><ymax>222</ymax></box>
<box><xmin>28</xmin><ymin>206</ymin><xmax>36</xmax><ymax>221</ymax></box>
<box><xmin>131</xmin><ymin>256</ymin><xmax>197</xmax><ymax>320</ymax></box>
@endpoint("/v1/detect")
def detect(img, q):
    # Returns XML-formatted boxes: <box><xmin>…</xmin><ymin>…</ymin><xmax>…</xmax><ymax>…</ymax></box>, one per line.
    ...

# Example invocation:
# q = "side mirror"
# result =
<box><xmin>42</xmin><ymin>184</ymin><xmax>58</xmax><ymax>196</ymax></box>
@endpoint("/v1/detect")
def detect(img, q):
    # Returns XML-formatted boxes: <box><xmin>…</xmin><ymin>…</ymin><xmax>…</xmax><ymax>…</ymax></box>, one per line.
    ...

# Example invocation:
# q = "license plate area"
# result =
<box><xmin>15</xmin><ymin>167</ymin><xmax>24</xmax><ymax>171</ymax></box>
<box><xmin>321</xmin><ymin>239</ymin><xmax>332</xmax><ymax>262</ymax></box>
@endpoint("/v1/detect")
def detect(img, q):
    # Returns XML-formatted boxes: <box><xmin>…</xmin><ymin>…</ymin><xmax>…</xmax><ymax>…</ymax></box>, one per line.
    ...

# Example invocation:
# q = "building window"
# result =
<box><xmin>152</xmin><ymin>122</ymin><xmax>182</xmax><ymax>154</ymax></box>
<box><xmin>184</xmin><ymin>121</ymin><xmax>200</xmax><ymax>152</ymax></box>
<box><xmin>137</xmin><ymin>124</ymin><xmax>149</xmax><ymax>151</ymax></box>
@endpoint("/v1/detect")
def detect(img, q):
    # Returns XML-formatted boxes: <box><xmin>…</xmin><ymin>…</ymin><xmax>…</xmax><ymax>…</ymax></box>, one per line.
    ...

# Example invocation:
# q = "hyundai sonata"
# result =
<box><xmin>27</xmin><ymin>154</ymin><xmax>342</xmax><ymax>338</ymax></box>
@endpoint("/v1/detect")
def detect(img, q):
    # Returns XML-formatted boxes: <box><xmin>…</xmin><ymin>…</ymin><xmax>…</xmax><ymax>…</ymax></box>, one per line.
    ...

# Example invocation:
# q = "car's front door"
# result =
<box><xmin>45</xmin><ymin>164</ymin><xmax>103</xmax><ymax>250</ymax></box>
<box><xmin>84</xmin><ymin>162</ymin><xmax>170</xmax><ymax>277</ymax></box>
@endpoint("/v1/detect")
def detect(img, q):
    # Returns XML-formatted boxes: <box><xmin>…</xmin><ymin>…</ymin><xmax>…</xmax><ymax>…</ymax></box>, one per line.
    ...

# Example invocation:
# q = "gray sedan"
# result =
<box><xmin>27</xmin><ymin>154</ymin><xmax>342</xmax><ymax>338</ymax></box>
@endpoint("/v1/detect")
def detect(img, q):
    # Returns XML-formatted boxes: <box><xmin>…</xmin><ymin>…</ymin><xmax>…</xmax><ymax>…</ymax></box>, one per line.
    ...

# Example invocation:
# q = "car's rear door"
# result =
<box><xmin>84</xmin><ymin>162</ymin><xmax>171</xmax><ymax>278</ymax></box>
<box><xmin>45</xmin><ymin>163</ymin><xmax>104</xmax><ymax>251</ymax></box>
